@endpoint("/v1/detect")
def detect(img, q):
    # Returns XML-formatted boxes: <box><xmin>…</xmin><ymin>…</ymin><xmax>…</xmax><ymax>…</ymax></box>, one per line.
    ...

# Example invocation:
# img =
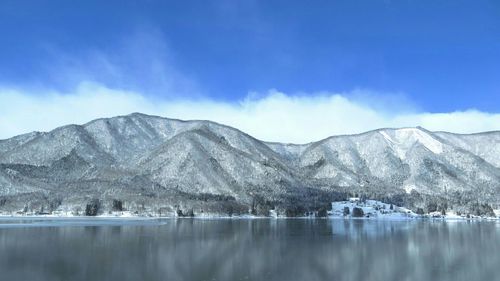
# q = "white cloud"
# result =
<box><xmin>1</xmin><ymin>82</ymin><xmax>499</xmax><ymax>143</ymax></box>
<box><xmin>38</xmin><ymin>27</ymin><xmax>201</xmax><ymax>98</ymax></box>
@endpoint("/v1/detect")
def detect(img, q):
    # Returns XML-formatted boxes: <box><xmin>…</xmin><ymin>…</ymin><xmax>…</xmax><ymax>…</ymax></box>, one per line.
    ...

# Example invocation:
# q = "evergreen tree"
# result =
<box><xmin>352</xmin><ymin>207</ymin><xmax>364</xmax><ymax>217</ymax></box>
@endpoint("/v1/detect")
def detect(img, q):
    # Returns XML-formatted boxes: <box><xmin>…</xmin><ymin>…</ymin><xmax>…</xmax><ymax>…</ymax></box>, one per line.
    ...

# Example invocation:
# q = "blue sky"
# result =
<box><xmin>0</xmin><ymin>0</ymin><xmax>499</xmax><ymax>141</ymax></box>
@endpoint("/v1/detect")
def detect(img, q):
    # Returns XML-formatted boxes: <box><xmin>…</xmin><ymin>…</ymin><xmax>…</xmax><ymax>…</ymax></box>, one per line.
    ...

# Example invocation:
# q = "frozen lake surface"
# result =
<box><xmin>1</xmin><ymin>218</ymin><xmax>500</xmax><ymax>281</ymax></box>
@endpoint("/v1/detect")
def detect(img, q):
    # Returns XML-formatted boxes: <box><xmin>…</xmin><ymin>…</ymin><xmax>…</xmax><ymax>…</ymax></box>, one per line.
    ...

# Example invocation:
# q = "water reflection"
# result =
<box><xmin>0</xmin><ymin>219</ymin><xmax>499</xmax><ymax>281</ymax></box>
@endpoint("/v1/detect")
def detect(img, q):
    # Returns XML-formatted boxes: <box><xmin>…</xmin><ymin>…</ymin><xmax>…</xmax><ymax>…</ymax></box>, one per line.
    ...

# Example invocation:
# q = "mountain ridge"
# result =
<box><xmin>0</xmin><ymin>113</ymin><xmax>499</xmax><ymax>217</ymax></box>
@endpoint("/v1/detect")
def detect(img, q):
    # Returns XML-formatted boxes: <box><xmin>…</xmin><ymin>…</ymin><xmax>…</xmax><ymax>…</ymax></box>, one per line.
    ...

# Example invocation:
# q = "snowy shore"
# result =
<box><xmin>1</xmin><ymin>199</ymin><xmax>499</xmax><ymax>220</ymax></box>
<box><xmin>328</xmin><ymin>199</ymin><xmax>500</xmax><ymax>220</ymax></box>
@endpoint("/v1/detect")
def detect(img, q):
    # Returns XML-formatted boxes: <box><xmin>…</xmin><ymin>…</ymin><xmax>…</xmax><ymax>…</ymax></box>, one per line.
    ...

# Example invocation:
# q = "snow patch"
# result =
<box><xmin>380</xmin><ymin>128</ymin><xmax>444</xmax><ymax>158</ymax></box>
<box><xmin>404</xmin><ymin>184</ymin><xmax>416</xmax><ymax>194</ymax></box>
<box><xmin>329</xmin><ymin>200</ymin><xmax>418</xmax><ymax>220</ymax></box>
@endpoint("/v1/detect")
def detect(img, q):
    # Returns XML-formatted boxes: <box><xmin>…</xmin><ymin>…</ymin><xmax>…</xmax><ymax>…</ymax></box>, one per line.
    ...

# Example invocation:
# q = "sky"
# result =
<box><xmin>0</xmin><ymin>0</ymin><xmax>499</xmax><ymax>143</ymax></box>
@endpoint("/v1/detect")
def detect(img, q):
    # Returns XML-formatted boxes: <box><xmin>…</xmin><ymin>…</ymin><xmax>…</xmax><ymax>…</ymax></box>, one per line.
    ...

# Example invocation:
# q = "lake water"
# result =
<box><xmin>1</xmin><ymin>218</ymin><xmax>499</xmax><ymax>281</ymax></box>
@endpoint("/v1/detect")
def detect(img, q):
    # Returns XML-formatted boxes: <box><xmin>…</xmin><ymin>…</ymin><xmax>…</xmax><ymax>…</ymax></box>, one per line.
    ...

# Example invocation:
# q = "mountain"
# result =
<box><xmin>0</xmin><ymin>113</ymin><xmax>499</xmax><ymax>217</ymax></box>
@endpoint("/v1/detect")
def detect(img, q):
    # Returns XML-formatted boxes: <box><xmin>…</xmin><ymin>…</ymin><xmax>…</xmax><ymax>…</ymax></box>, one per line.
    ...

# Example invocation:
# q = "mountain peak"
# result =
<box><xmin>378</xmin><ymin>127</ymin><xmax>444</xmax><ymax>155</ymax></box>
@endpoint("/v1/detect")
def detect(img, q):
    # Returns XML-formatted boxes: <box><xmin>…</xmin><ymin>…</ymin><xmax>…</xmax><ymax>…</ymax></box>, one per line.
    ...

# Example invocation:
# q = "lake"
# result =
<box><xmin>0</xmin><ymin>218</ymin><xmax>499</xmax><ymax>281</ymax></box>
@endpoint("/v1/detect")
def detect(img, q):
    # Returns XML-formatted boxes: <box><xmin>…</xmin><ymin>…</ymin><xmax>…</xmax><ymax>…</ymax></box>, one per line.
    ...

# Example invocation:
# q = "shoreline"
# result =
<box><xmin>0</xmin><ymin>214</ymin><xmax>498</xmax><ymax>221</ymax></box>
<box><xmin>1</xmin><ymin>199</ymin><xmax>498</xmax><ymax>221</ymax></box>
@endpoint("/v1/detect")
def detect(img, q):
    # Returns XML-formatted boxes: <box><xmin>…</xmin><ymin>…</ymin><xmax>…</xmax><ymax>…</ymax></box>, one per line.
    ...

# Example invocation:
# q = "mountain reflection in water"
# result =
<box><xmin>0</xmin><ymin>218</ymin><xmax>499</xmax><ymax>281</ymax></box>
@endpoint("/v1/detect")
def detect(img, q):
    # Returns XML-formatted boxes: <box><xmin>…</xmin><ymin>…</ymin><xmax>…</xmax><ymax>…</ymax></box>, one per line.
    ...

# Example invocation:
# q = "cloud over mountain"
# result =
<box><xmin>1</xmin><ymin>83</ymin><xmax>499</xmax><ymax>142</ymax></box>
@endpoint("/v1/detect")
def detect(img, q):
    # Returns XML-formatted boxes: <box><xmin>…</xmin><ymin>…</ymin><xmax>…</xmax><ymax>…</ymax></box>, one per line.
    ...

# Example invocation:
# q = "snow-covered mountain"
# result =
<box><xmin>0</xmin><ymin>113</ymin><xmax>498</xmax><ymax>216</ymax></box>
